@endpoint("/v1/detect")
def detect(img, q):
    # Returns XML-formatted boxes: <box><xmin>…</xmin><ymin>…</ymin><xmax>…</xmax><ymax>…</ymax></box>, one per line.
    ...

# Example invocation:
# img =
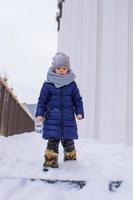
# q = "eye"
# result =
<box><xmin>57</xmin><ymin>67</ymin><xmax>61</xmax><ymax>70</ymax></box>
<box><xmin>62</xmin><ymin>68</ymin><xmax>67</xmax><ymax>70</ymax></box>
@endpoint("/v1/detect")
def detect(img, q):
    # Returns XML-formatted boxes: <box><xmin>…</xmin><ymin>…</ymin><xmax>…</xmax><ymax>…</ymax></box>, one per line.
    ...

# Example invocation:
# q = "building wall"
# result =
<box><xmin>57</xmin><ymin>0</ymin><xmax>133</xmax><ymax>144</ymax></box>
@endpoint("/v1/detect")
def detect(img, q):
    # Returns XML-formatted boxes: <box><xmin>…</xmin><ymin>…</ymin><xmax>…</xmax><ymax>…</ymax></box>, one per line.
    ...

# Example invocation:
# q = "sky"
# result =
<box><xmin>0</xmin><ymin>0</ymin><xmax>58</xmax><ymax>103</ymax></box>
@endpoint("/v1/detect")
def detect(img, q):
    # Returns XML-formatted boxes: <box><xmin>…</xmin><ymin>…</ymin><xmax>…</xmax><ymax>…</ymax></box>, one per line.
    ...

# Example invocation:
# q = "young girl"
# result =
<box><xmin>35</xmin><ymin>52</ymin><xmax>84</xmax><ymax>169</ymax></box>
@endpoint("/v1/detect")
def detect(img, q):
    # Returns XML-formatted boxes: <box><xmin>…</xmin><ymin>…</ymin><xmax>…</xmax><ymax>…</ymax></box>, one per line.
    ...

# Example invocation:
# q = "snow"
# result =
<box><xmin>0</xmin><ymin>132</ymin><xmax>133</xmax><ymax>199</ymax></box>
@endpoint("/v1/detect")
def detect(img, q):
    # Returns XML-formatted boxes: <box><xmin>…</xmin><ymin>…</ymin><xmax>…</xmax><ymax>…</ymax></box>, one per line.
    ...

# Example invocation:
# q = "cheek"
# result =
<box><xmin>55</xmin><ymin>69</ymin><xmax>60</xmax><ymax>74</ymax></box>
<box><xmin>65</xmin><ymin>71</ymin><xmax>69</xmax><ymax>74</ymax></box>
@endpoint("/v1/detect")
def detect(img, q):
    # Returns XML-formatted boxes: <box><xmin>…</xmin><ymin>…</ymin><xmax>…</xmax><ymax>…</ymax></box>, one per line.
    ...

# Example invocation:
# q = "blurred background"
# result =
<box><xmin>0</xmin><ymin>0</ymin><xmax>57</xmax><ymax>104</ymax></box>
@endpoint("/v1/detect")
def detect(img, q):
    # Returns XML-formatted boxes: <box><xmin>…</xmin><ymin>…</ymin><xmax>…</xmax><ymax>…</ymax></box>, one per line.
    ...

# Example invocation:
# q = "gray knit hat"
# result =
<box><xmin>52</xmin><ymin>52</ymin><xmax>70</xmax><ymax>70</ymax></box>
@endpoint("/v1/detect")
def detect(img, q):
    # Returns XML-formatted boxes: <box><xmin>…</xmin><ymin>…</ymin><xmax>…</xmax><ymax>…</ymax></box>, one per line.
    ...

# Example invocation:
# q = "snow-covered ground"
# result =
<box><xmin>0</xmin><ymin>132</ymin><xmax>133</xmax><ymax>200</ymax></box>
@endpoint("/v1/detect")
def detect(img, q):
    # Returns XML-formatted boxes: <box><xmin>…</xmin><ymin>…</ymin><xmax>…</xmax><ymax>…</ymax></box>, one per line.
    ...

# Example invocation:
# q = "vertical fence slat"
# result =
<box><xmin>7</xmin><ymin>97</ymin><xmax>15</xmax><ymax>135</ymax></box>
<box><xmin>5</xmin><ymin>92</ymin><xmax>11</xmax><ymax>136</ymax></box>
<box><xmin>0</xmin><ymin>89</ymin><xmax>9</xmax><ymax>135</ymax></box>
<box><xmin>0</xmin><ymin>83</ymin><xmax>5</xmax><ymax>132</ymax></box>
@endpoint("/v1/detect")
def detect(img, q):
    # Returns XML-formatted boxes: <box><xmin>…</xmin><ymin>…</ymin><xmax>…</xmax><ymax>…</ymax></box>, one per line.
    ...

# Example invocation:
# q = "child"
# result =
<box><xmin>35</xmin><ymin>52</ymin><xmax>84</xmax><ymax>169</ymax></box>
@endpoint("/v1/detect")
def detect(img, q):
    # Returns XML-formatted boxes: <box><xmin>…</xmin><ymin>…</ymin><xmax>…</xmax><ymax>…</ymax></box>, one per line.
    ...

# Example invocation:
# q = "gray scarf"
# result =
<box><xmin>46</xmin><ymin>67</ymin><xmax>75</xmax><ymax>88</ymax></box>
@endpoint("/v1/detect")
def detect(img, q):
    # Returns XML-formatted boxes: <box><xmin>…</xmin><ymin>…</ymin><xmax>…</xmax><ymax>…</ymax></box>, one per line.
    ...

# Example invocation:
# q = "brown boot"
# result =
<box><xmin>43</xmin><ymin>149</ymin><xmax>59</xmax><ymax>168</ymax></box>
<box><xmin>64</xmin><ymin>149</ymin><xmax>77</xmax><ymax>161</ymax></box>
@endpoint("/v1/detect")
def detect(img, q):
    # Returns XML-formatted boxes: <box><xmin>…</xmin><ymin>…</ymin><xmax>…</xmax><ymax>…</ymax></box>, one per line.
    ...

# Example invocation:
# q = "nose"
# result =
<box><xmin>59</xmin><ymin>69</ymin><xmax>64</xmax><ymax>72</ymax></box>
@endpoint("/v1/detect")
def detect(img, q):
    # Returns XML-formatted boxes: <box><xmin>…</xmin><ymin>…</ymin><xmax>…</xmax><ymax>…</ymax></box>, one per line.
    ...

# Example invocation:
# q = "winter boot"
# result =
<box><xmin>64</xmin><ymin>149</ymin><xmax>77</xmax><ymax>161</ymax></box>
<box><xmin>43</xmin><ymin>149</ymin><xmax>59</xmax><ymax>168</ymax></box>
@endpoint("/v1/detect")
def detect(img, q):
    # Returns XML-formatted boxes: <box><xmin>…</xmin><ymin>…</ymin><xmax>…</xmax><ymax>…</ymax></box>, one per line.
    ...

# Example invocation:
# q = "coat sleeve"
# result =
<box><xmin>35</xmin><ymin>83</ymin><xmax>50</xmax><ymax>117</ymax></box>
<box><xmin>72</xmin><ymin>82</ymin><xmax>84</xmax><ymax>118</ymax></box>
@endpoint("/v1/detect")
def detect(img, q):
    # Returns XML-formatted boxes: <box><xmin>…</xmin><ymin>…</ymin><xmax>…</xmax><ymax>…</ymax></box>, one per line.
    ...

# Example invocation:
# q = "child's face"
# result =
<box><xmin>55</xmin><ymin>66</ymin><xmax>68</xmax><ymax>75</ymax></box>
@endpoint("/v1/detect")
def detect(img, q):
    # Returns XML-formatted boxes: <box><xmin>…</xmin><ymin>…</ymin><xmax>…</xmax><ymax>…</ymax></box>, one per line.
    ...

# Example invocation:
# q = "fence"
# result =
<box><xmin>0</xmin><ymin>77</ymin><xmax>34</xmax><ymax>136</ymax></box>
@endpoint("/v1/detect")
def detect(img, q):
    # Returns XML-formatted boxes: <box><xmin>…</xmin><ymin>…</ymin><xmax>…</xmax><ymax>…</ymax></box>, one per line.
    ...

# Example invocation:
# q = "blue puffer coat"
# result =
<box><xmin>36</xmin><ymin>81</ymin><xmax>84</xmax><ymax>139</ymax></box>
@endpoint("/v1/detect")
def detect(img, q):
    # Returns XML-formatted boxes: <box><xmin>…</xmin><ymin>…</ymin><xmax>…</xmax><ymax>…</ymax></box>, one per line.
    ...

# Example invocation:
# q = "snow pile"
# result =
<box><xmin>0</xmin><ymin>132</ymin><xmax>133</xmax><ymax>200</ymax></box>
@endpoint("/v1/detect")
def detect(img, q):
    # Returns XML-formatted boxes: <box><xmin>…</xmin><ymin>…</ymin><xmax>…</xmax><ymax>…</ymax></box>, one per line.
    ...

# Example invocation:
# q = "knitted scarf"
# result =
<box><xmin>46</xmin><ymin>67</ymin><xmax>75</xmax><ymax>88</ymax></box>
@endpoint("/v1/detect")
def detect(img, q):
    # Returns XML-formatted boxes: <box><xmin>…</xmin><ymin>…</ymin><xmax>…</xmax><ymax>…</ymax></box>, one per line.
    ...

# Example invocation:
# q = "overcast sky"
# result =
<box><xmin>0</xmin><ymin>0</ymin><xmax>57</xmax><ymax>103</ymax></box>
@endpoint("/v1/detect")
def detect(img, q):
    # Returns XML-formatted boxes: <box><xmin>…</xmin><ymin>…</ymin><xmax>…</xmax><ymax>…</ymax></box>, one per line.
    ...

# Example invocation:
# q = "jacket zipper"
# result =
<box><xmin>60</xmin><ymin>87</ymin><xmax>64</xmax><ymax>137</ymax></box>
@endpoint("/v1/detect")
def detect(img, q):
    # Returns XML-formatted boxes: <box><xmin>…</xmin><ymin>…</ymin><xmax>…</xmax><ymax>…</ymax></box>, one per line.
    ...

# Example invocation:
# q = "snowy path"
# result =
<box><xmin>0</xmin><ymin>132</ymin><xmax>133</xmax><ymax>199</ymax></box>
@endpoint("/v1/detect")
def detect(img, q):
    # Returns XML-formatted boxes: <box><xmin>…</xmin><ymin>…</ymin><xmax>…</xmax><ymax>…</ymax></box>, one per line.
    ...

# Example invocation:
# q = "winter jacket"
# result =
<box><xmin>36</xmin><ymin>81</ymin><xmax>84</xmax><ymax>139</ymax></box>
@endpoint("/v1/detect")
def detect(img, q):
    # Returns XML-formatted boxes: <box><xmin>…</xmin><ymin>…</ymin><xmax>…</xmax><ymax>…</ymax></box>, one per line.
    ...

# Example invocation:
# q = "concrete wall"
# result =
<box><xmin>57</xmin><ymin>0</ymin><xmax>133</xmax><ymax>144</ymax></box>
